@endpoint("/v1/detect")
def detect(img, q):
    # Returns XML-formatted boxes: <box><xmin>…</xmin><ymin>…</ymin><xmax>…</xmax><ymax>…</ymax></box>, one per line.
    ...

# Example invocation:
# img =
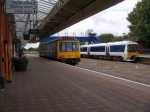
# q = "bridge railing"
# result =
<box><xmin>40</xmin><ymin>36</ymin><xmax>101</xmax><ymax>44</ymax></box>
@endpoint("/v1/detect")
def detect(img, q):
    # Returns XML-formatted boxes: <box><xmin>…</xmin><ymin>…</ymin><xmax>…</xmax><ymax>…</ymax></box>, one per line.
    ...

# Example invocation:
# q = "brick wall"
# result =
<box><xmin>0</xmin><ymin>5</ymin><xmax>5</xmax><ymax>77</ymax></box>
<box><xmin>0</xmin><ymin>5</ymin><xmax>6</xmax><ymax>89</ymax></box>
<box><xmin>137</xmin><ymin>42</ymin><xmax>150</xmax><ymax>49</ymax></box>
<box><xmin>137</xmin><ymin>42</ymin><xmax>150</xmax><ymax>54</ymax></box>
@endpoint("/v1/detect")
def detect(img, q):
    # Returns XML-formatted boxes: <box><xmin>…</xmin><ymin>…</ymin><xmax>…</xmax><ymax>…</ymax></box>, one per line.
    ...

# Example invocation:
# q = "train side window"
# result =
<box><xmin>94</xmin><ymin>47</ymin><xmax>96</xmax><ymax>51</ymax></box>
<box><xmin>101</xmin><ymin>47</ymin><xmax>103</xmax><ymax>51</ymax></box>
<box><xmin>116</xmin><ymin>46</ymin><xmax>120</xmax><ymax>52</ymax></box>
<box><xmin>54</xmin><ymin>44</ymin><xmax>57</xmax><ymax>51</ymax></box>
<box><xmin>92</xmin><ymin>47</ymin><xmax>94</xmax><ymax>52</ymax></box>
<box><xmin>111</xmin><ymin>46</ymin><xmax>114</xmax><ymax>52</ymax></box>
<box><xmin>60</xmin><ymin>42</ymin><xmax>66</xmax><ymax>52</ymax></box>
<box><xmin>81</xmin><ymin>48</ymin><xmax>84</xmax><ymax>52</ymax></box>
<box><xmin>49</xmin><ymin>45</ymin><xmax>51</xmax><ymax>51</ymax></box>
<box><xmin>122</xmin><ymin>45</ymin><xmax>125</xmax><ymax>52</ymax></box>
<box><xmin>51</xmin><ymin>44</ymin><xmax>52</xmax><ymax>51</ymax></box>
<box><xmin>96</xmin><ymin>47</ymin><xmax>98</xmax><ymax>52</ymax></box>
<box><xmin>101</xmin><ymin>47</ymin><xmax>103</xmax><ymax>52</ymax></box>
<box><xmin>93</xmin><ymin>47</ymin><xmax>95</xmax><ymax>51</ymax></box>
<box><xmin>109</xmin><ymin>46</ymin><xmax>112</xmax><ymax>52</ymax></box>
<box><xmin>104</xmin><ymin>47</ymin><xmax>106</xmax><ymax>51</ymax></box>
<box><xmin>114</xmin><ymin>46</ymin><xmax>117</xmax><ymax>52</ymax></box>
<box><xmin>52</xmin><ymin>45</ymin><xmax>54</xmax><ymax>51</ymax></box>
<box><xmin>84</xmin><ymin>47</ymin><xmax>87</xmax><ymax>52</ymax></box>
<box><xmin>82</xmin><ymin>47</ymin><xmax>84</xmax><ymax>52</ymax></box>
<box><xmin>98</xmin><ymin>47</ymin><xmax>100</xmax><ymax>51</ymax></box>
<box><xmin>55</xmin><ymin>43</ymin><xmax>57</xmax><ymax>51</ymax></box>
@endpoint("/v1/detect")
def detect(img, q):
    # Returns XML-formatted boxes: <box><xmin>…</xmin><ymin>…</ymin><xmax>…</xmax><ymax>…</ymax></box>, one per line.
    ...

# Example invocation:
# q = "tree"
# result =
<box><xmin>97</xmin><ymin>33</ymin><xmax>114</xmax><ymax>43</ymax></box>
<box><xmin>34</xmin><ymin>48</ymin><xmax>39</xmax><ymax>52</ymax></box>
<box><xmin>22</xmin><ymin>47</ymin><xmax>27</xmax><ymax>51</ymax></box>
<box><xmin>28</xmin><ymin>47</ymin><xmax>34</xmax><ymax>52</ymax></box>
<box><xmin>127</xmin><ymin>0</ymin><xmax>150</xmax><ymax>46</ymax></box>
<box><xmin>112</xmin><ymin>36</ymin><xmax>124</xmax><ymax>42</ymax></box>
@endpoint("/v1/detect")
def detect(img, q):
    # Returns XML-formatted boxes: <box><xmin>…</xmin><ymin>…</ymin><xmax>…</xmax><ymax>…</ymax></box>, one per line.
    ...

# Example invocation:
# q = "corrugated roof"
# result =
<box><xmin>12</xmin><ymin>0</ymin><xmax>124</xmax><ymax>43</ymax></box>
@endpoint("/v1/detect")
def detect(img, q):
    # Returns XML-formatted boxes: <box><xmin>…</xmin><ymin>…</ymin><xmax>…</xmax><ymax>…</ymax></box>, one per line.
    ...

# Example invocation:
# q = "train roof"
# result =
<box><xmin>80</xmin><ymin>41</ymin><xmax>138</xmax><ymax>47</ymax></box>
<box><xmin>40</xmin><ymin>36</ymin><xmax>78</xmax><ymax>45</ymax></box>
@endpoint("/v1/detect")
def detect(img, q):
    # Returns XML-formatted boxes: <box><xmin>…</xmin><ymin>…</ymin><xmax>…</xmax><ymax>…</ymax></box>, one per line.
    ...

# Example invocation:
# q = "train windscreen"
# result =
<box><xmin>60</xmin><ymin>42</ymin><xmax>79</xmax><ymax>52</ymax></box>
<box><xmin>127</xmin><ymin>44</ymin><xmax>138</xmax><ymax>51</ymax></box>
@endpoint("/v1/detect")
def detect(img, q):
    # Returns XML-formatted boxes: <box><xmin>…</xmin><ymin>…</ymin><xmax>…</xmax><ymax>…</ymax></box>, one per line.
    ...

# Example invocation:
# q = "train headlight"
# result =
<box><xmin>59</xmin><ymin>55</ymin><xmax>64</xmax><ymax>58</ymax></box>
<box><xmin>75</xmin><ymin>55</ymin><xmax>79</xmax><ymax>58</ymax></box>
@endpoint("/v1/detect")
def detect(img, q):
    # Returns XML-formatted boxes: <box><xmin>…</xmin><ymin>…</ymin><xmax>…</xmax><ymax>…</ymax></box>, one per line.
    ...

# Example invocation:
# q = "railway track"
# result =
<box><xmin>76</xmin><ymin>58</ymin><xmax>150</xmax><ymax>85</ymax></box>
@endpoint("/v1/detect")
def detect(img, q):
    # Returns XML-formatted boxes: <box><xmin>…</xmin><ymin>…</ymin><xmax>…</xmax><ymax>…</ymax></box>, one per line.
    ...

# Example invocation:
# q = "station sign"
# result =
<box><xmin>5</xmin><ymin>0</ymin><xmax>38</xmax><ymax>14</ymax></box>
<box><xmin>29</xmin><ymin>29</ymin><xmax>40</xmax><ymax>34</ymax></box>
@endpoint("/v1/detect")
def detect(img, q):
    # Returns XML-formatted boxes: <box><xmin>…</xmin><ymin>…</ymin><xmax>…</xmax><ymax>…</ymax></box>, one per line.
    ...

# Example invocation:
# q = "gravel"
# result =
<box><xmin>76</xmin><ymin>58</ymin><xmax>150</xmax><ymax>85</ymax></box>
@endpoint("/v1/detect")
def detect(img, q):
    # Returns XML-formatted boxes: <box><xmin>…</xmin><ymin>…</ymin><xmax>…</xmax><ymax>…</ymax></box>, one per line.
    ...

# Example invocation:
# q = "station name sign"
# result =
<box><xmin>6</xmin><ymin>0</ymin><xmax>38</xmax><ymax>14</ymax></box>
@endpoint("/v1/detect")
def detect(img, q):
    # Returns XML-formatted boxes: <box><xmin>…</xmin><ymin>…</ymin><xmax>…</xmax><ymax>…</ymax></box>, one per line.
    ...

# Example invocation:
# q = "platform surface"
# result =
<box><xmin>0</xmin><ymin>54</ymin><xmax>150</xmax><ymax>112</ymax></box>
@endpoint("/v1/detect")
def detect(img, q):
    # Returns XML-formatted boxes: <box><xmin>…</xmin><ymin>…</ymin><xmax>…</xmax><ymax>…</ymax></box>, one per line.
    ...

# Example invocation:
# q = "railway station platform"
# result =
<box><xmin>0</xmin><ymin>54</ymin><xmax>150</xmax><ymax>112</ymax></box>
<box><xmin>137</xmin><ymin>54</ymin><xmax>150</xmax><ymax>64</ymax></box>
<box><xmin>139</xmin><ymin>54</ymin><xmax>150</xmax><ymax>58</ymax></box>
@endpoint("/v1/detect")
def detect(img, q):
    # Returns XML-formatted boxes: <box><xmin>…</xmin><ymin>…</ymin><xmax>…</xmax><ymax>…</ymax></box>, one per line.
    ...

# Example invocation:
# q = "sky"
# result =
<box><xmin>24</xmin><ymin>0</ymin><xmax>141</xmax><ymax>49</ymax></box>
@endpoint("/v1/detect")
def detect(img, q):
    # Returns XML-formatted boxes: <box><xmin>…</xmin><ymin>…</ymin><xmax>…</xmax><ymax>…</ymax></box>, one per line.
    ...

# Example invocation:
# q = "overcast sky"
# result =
<box><xmin>25</xmin><ymin>0</ymin><xmax>141</xmax><ymax>49</ymax></box>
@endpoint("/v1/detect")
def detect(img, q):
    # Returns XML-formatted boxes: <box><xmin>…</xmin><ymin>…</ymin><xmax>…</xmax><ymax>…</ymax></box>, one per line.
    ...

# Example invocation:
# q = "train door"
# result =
<box><xmin>124</xmin><ymin>44</ymin><xmax>128</xmax><ymax>59</ymax></box>
<box><xmin>106</xmin><ymin>46</ymin><xmax>110</xmax><ymax>56</ymax></box>
<box><xmin>87</xmin><ymin>47</ymin><xmax>90</xmax><ymax>56</ymax></box>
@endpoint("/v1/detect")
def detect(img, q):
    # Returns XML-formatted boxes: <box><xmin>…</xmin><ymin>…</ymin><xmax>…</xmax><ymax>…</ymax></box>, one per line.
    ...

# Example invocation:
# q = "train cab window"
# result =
<box><xmin>127</xmin><ymin>44</ymin><xmax>138</xmax><ymax>51</ymax></box>
<box><xmin>60</xmin><ymin>42</ymin><xmax>78</xmax><ymax>52</ymax></box>
<box><xmin>66</xmin><ymin>43</ymin><xmax>73</xmax><ymax>51</ymax></box>
<box><xmin>73</xmin><ymin>42</ymin><xmax>78</xmax><ymax>51</ymax></box>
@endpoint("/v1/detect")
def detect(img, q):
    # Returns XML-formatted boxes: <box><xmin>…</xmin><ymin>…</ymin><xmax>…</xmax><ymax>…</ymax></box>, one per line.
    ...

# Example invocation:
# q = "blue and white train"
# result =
<box><xmin>80</xmin><ymin>41</ymin><xmax>139</xmax><ymax>61</ymax></box>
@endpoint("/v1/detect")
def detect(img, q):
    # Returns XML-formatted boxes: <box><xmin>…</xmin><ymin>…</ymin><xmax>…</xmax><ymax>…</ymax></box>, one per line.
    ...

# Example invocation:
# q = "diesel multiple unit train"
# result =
<box><xmin>38</xmin><ymin>36</ymin><xmax>81</xmax><ymax>64</ymax></box>
<box><xmin>80</xmin><ymin>41</ymin><xmax>139</xmax><ymax>61</ymax></box>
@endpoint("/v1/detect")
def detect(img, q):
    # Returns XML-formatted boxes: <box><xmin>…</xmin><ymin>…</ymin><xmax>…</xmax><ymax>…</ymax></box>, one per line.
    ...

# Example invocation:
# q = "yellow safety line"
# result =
<box><xmin>5</xmin><ymin>43</ymin><xmax>12</xmax><ymax>82</ymax></box>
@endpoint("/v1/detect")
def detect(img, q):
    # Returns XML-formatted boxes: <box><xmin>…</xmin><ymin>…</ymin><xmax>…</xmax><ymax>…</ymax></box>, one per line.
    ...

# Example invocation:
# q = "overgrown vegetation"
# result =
<box><xmin>23</xmin><ymin>47</ymin><xmax>39</xmax><ymax>53</ymax></box>
<box><xmin>97</xmin><ymin>33</ymin><xmax>128</xmax><ymax>43</ymax></box>
<box><xmin>127</xmin><ymin>0</ymin><xmax>150</xmax><ymax>46</ymax></box>
<box><xmin>97</xmin><ymin>0</ymin><xmax>150</xmax><ymax>46</ymax></box>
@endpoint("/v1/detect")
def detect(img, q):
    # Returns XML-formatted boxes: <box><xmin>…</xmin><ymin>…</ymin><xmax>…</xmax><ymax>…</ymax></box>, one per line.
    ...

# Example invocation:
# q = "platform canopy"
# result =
<box><xmin>9</xmin><ymin>0</ymin><xmax>124</xmax><ymax>43</ymax></box>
